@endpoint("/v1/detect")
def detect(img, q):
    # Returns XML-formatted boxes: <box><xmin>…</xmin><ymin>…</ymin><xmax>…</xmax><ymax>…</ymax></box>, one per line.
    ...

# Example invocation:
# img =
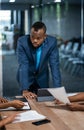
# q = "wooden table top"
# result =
<box><xmin>1</xmin><ymin>99</ymin><xmax>84</xmax><ymax>130</ymax></box>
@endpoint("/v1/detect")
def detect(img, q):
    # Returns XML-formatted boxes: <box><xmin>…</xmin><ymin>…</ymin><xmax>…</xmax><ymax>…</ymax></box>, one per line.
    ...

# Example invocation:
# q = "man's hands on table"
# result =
<box><xmin>22</xmin><ymin>90</ymin><xmax>37</xmax><ymax>100</ymax></box>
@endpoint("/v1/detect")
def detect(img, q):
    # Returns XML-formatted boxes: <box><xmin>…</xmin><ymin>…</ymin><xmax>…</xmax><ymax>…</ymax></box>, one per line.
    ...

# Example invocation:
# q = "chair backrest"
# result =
<box><xmin>79</xmin><ymin>43</ymin><xmax>84</xmax><ymax>59</ymax></box>
<box><xmin>59</xmin><ymin>44</ymin><xmax>65</xmax><ymax>52</ymax></box>
<box><xmin>65</xmin><ymin>42</ymin><xmax>72</xmax><ymax>53</ymax></box>
<box><xmin>72</xmin><ymin>42</ymin><xmax>79</xmax><ymax>54</ymax></box>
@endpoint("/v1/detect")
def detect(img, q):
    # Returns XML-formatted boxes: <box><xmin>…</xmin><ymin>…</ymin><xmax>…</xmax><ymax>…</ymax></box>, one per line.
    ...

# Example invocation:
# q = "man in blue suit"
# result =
<box><xmin>17</xmin><ymin>21</ymin><xmax>61</xmax><ymax>99</ymax></box>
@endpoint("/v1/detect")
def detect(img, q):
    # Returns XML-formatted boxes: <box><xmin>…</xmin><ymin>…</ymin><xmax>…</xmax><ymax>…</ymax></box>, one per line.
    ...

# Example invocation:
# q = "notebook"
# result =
<box><xmin>37</xmin><ymin>88</ymin><xmax>55</xmax><ymax>102</ymax></box>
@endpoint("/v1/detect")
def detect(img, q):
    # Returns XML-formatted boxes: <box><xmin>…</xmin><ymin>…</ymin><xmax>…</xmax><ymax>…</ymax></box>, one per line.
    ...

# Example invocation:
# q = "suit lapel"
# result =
<box><xmin>28</xmin><ymin>37</ymin><xmax>35</xmax><ymax>62</ymax></box>
<box><xmin>31</xmin><ymin>47</ymin><xmax>36</xmax><ymax>65</ymax></box>
<box><xmin>31</xmin><ymin>45</ymin><xmax>35</xmax><ymax>60</ymax></box>
<box><xmin>28</xmin><ymin>38</ymin><xmax>36</xmax><ymax>66</ymax></box>
<box><xmin>38</xmin><ymin>40</ymin><xmax>47</xmax><ymax>71</ymax></box>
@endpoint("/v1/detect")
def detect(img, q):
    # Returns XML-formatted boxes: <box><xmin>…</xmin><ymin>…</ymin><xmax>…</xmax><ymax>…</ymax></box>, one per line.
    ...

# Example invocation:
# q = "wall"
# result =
<box><xmin>1</xmin><ymin>2</ymin><xmax>83</xmax><ymax>41</ymax></box>
<box><xmin>1</xmin><ymin>3</ymin><xmax>29</xmax><ymax>10</ymax></box>
<box><xmin>31</xmin><ymin>3</ymin><xmax>83</xmax><ymax>41</ymax></box>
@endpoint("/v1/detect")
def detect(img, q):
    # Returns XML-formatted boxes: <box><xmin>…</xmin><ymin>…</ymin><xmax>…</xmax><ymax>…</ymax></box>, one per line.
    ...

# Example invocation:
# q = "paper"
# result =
<box><xmin>13</xmin><ymin>110</ymin><xmax>46</xmax><ymax>123</ymax></box>
<box><xmin>67</xmin><ymin>93</ymin><xmax>78</xmax><ymax>96</ymax></box>
<box><xmin>47</xmin><ymin>87</ymin><xmax>70</xmax><ymax>104</ymax></box>
<box><xmin>0</xmin><ymin>102</ymin><xmax>30</xmax><ymax>111</ymax></box>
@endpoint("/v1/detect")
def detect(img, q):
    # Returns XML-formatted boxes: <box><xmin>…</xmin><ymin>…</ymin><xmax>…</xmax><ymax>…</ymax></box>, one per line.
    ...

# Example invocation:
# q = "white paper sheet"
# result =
<box><xmin>0</xmin><ymin>102</ymin><xmax>30</xmax><ymax>111</ymax></box>
<box><xmin>13</xmin><ymin>110</ymin><xmax>46</xmax><ymax>123</ymax></box>
<box><xmin>67</xmin><ymin>93</ymin><xmax>78</xmax><ymax>96</ymax></box>
<box><xmin>47</xmin><ymin>87</ymin><xmax>70</xmax><ymax>104</ymax></box>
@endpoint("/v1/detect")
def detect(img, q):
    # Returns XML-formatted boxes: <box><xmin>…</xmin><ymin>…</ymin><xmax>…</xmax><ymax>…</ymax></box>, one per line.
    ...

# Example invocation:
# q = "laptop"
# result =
<box><xmin>37</xmin><ymin>88</ymin><xmax>55</xmax><ymax>102</ymax></box>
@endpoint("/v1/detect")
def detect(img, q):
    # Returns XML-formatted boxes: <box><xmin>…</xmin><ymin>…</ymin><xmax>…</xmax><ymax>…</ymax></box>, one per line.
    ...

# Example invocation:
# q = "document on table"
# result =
<box><xmin>13</xmin><ymin>110</ymin><xmax>46</xmax><ymax>123</ymax></box>
<box><xmin>47</xmin><ymin>87</ymin><xmax>70</xmax><ymax>104</ymax></box>
<box><xmin>0</xmin><ymin>102</ymin><xmax>31</xmax><ymax>111</ymax></box>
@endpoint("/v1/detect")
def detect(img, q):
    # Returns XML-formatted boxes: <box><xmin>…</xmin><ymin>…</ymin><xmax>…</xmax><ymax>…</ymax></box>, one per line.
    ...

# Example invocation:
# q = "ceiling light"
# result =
<box><xmin>31</xmin><ymin>5</ymin><xmax>35</xmax><ymax>8</ymax></box>
<box><xmin>9</xmin><ymin>0</ymin><xmax>15</xmax><ymax>2</ymax></box>
<box><xmin>54</xmin><ymin>0</ymin><xmax>61</xmax><ymax>2</ymax></box>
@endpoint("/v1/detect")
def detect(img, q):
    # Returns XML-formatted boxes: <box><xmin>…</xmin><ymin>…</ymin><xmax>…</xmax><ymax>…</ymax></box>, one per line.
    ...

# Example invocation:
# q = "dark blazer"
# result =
<box><xmin>17</xmin><ymin>35</ymin><xmax>61</xmax><ymax>91</ymax></box>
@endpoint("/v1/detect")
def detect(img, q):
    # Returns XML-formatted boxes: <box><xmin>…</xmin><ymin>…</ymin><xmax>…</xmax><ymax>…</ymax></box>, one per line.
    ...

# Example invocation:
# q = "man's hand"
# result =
<box><xmin>22</xmin><ymin>90</ymin><xmax>37</xmax><ymax>99</ymax></box>
<box><xmin>10</xmin><ymin>100</ymin><xmax>25</xmax><ymax>109</ymax></box>
<box><xmin>0</xmin><ymin>97</ymin><xmax>8</xmax><ymax>103</ymax></box>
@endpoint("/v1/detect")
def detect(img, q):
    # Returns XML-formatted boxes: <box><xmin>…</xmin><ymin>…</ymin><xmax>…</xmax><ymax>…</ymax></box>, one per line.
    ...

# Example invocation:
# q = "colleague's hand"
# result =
<box><xmin>0</xmin><ymin>114</ymin><xmax>18</xmax><ymax>127</ymax></box>
<box><xmin>66</xmin><ymin>103</ymin><xmax>82</xmax><ymax>111</ymax></box>
<box><xmin>54</xmin><ymin>99</ymin><xmax>63</xmax><ymax>104</ymax></box>
<box><xmin>23</xmin><ymin>90</ymin><xmax>37</xmax><ymax>99</ymax></box>
<box><xmin>10</xmin><ymin>100</ymin><xmax>25</xmax><ymax>109</ymax></box>
<box><xmin>0</xmin><ymin>97</ymin><xmax>8</xmax><ymax>103</ymax></box>
<box><xmin>4</xmin><ymin>114</ymin><xmax>18</xmax><ymax>124</ymax></box>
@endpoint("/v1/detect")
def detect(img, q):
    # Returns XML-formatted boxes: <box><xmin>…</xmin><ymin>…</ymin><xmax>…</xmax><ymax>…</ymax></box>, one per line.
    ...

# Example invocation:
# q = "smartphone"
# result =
<box><xmin>32</xmin><ymin>119</ymin><xmax>51</xmax><ymax>126</ymax></box>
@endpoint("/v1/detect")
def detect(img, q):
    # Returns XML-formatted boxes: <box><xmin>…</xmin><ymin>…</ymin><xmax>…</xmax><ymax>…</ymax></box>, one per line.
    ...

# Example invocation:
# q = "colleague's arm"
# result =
<box><xmin>67</xmin><ymin>93</ymin><xmax>84</xmax><ymax>111</ymax></box>
<box><xmin>0</xmin><ymin>100</ymin><xmax>25</xmax><ymax>109</ymax></box>
<box><xmin>67</xmin><ymin>103</ymin><xmax>84</xmax><ymax>111</ymax></box>
<box><xmin>68</xmin><ymin>93</ymin><xmax>84</xmax><ymax>102</ymax></box>
<box><xmin>0</xmin><ymin>114</ymin><xmax>17</xmax><ymax>128</ymax></box>
<box><xmin>0</xmin><ymin>97</ymin><xmax>8</xmax><ymax>103</ymax></box>
<box><xmin>55</xmin><ymin>93</ymin><xmax>84</xmax><ymax>105</ymax></box>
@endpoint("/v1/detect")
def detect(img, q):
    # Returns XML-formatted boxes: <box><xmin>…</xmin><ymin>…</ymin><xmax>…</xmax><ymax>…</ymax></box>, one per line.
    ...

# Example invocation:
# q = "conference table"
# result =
<box><xmin>0</xmin><ymin>99</ymin><xmax>84</xmax><ymax>130</ymax></box>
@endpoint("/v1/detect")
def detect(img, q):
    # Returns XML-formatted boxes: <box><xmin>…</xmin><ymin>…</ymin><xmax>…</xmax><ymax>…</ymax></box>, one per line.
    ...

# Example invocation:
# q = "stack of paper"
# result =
<box><xmin>47</xmin><ymin>87</ymin><xmax>70</xmax><ymax>104</ymax></box>
<box><xmin>13</xmin><ymin>110</ymin><xmax>46</xmax><ymax>123</ymax></box>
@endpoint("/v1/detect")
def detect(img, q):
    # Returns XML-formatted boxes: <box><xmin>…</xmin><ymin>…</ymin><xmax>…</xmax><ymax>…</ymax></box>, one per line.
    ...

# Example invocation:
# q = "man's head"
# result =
<box><xmin>30</xmin><ymin>21</ymin><xmax>47</xmax><ymax>48</ymax></box>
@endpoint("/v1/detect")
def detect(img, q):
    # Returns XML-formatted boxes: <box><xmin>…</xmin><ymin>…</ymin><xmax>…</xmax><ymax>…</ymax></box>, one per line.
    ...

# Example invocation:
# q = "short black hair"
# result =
<box><xmin>31</xmin><ymin>21</ymin><xmax>46</xmax><ymax>33</ymax></box>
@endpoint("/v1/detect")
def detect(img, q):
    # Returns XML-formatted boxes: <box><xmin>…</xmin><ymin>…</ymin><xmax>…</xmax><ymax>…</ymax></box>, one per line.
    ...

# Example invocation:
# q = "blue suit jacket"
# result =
<box><xmin>17</xmin><ymin>35</ymin><xmax>61</xmax><ymax>91</ymax></box>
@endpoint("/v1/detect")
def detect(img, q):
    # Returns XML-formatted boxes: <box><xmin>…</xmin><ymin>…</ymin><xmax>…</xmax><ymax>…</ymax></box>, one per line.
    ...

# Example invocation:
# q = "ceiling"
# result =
<box><xmin>1</xmin><ymin>0</ymin><xmax>82</xmax><ymax>5</ymax></box>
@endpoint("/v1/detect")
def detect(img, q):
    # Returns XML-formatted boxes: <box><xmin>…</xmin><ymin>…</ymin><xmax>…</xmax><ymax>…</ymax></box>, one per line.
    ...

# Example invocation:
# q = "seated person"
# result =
<box><xmin>55</xmin><ymin>92</ymin><xmax>84</xmax><ymax>111</ymax></box>
<box><xmin>0</xmin><ymin>97</ymin><xmax>25</xmax><ymax>128</ymax></box>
